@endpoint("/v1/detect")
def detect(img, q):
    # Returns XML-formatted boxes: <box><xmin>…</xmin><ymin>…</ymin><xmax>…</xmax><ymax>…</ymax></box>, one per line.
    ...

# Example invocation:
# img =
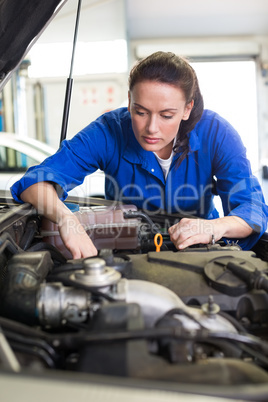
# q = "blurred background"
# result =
<box><xmin>1</xmin><ymin>0</ymin><xmax>268</xmax><ymax>199</ymax></box>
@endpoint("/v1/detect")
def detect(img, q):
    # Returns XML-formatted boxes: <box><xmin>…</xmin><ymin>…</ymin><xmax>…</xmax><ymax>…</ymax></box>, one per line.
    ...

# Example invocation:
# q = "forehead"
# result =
<box><xmin>130</xmin><ymin>80</ymin><xmax>186</xmax><ymax>104</ymax></box>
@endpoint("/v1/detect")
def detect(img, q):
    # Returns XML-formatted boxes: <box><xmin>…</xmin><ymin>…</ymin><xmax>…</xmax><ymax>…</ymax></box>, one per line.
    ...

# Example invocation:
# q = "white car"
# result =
<box><xmin>0</xmin><ymin>132</ymin><xmax>105</xmax><ymax>198</ymax></box>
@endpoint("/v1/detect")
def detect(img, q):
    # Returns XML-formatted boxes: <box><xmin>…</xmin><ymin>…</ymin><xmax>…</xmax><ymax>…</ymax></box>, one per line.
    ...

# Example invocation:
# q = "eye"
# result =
<box><xmin>135</xmin><ymin>110</ymin><xmax>145</xmax><ymax>116</ymax></box>
<box><xmin>162</xmin><ymin>115</ymin><xmax>173</xmax><ymax>120</ymax></box>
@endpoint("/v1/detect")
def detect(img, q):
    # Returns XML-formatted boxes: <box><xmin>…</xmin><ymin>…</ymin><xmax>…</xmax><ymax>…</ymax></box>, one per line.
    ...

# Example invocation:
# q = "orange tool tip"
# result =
<box><xmin>154</xmin><ymin>233</ymin><xmax>163</xmax><ymax>252</ymax></box>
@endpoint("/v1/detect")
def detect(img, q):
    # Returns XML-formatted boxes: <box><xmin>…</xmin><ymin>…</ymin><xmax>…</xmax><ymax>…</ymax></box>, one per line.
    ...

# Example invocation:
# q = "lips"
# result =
<box><xmin>143</xmin><ymin>136</ymin><xmax>160</xmax><ymax>144</ymax></box>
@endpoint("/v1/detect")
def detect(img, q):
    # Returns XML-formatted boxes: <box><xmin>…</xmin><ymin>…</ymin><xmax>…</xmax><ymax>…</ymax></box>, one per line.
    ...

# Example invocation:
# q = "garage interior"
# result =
<box><xmin>1</xmin><ymin>1</ymin><xmax>268</xmax><ymax>401</ymax></box>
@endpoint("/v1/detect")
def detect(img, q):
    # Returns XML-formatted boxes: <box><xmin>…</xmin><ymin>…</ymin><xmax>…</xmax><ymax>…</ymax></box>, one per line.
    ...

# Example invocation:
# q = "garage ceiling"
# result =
<box><xmin>126</xmin><ymin>0</ymin><xmax>268</xmax><ymax>39</ymax></box>
<box><xmin>38</xmin><ymin>0</ymin><xmax>268</xmax><ymax>44</ymax></box>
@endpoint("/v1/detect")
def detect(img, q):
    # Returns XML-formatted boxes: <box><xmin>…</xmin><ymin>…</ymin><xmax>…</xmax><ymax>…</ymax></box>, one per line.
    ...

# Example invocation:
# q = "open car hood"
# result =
<box><xmin>0</xmin><ymin>0</ymin><xmax>67</xmax><ymax>91</ymax></box>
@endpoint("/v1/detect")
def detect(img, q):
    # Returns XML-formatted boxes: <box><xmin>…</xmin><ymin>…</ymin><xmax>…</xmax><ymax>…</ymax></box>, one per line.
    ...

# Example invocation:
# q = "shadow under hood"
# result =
<box><xmin>0</xmin><ymin>0</ymin><xmax>67</xmax><ymax>91</ymax></box>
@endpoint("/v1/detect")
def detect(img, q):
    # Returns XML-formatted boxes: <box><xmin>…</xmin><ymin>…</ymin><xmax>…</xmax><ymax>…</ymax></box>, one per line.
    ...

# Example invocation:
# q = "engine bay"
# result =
<box><xmin>1</xmin><ymin>195</ymin><xmax>268</xmax><ymax>398</ymax></box>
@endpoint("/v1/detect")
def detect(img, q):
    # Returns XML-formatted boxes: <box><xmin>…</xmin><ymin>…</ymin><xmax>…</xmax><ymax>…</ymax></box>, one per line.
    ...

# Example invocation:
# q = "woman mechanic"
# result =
<box><xmin>11</xmin><ymin>51</ymin><xmax>268</xmax><ymax>259</ymax></box>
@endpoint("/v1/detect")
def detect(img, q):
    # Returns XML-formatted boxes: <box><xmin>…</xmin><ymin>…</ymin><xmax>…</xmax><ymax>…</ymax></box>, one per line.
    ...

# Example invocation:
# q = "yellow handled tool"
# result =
<box><xmin>154</xmin><ymin>233</ymin><xmax>163</xmax><ymax>252</ymax></box>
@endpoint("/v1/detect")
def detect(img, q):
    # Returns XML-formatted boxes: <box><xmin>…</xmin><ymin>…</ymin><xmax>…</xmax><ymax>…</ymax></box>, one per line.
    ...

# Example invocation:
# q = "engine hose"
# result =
<box><xmin>238</xmin><ymin>343</ymin><xmax>268</xmax><ymax>368</ymax></box>
<box><xmin>8</xmin><ymin>341</ymin><xmax>55</xmax><ymax>368</ymax></box>
<box><xmin>27</xmin><ymin>242</ymin><xmax>67</xmax><ymax>264</ymax></box>
<box><xmin>0</xmin><ymin>288</ymin><xmax>38</xmax><ymax>325</ymax></box>
<box><xmin>208</xmin><ymin>331</ymin><xmax>268</xmax><ymax>355</ymax></box>
<box><xmin>0</xmin><ymin>250</ymin><xmax>53</xmax><ymax>325</ymax></box>
<box><xmin>19</xmin><ymin>218</ymin><xmax>39</xmax><ymax>251</ymax></box>
<box><xmin>123</xmin><ymin>210</ymin><xmax>162</xmax><ymax>234</ymax></box>
<box><xmin>155</xmin><ymin>307</ymin><xmax>207</xmax><ymax>329</ymax></box>
<box><xmin>50</xmin><ymin>324</ymin><xmax>268</xmax><ymax>357</ymax></box>
<box><xmin>218</xmin><ymin>310</ymin><xmax>248</xmax><ymax>334</ymax></box>
<box><xmin>3</xmin><ymin>329</ymin><xmax>58</xmax><ymax>360</ymax></box>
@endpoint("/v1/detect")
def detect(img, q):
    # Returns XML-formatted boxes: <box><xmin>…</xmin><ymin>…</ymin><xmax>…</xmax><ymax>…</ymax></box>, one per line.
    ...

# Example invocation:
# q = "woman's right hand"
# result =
<box><xmin>58</xmin><ymin>212</ymin><xmax>98</xmax><ymax>259</ymax></box>
<box><xmin>20</xmin><ymin>182</ymin><xmax>98</xmax><ymax>259</ymax></box>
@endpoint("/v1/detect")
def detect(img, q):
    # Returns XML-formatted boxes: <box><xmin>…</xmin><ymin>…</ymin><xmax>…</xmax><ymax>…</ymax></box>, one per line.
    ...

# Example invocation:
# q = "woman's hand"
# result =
<box><xmin>58</xmin><ymin>213</ymin><xmax>97</xmax><ymax>259</ymax></box>
<box><xmin>20</xmin><ymin>182</ymin><xmax>98</xmax><ymax>259</ymax></box>
<box><xmin>168</xmin><ymin>218</ymin><xmax>216</xmax><ymax>249</ymax></box>
<box><xmin>168</xmin><ymin>216</ymin><xmax>254</xmax><ymax>250</ymax></box>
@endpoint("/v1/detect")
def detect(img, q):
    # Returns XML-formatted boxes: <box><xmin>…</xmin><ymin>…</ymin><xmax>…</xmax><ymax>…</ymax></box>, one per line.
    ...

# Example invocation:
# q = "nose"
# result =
<box><xmin>146</xmin><ymin>114</ymin><xmax>159</xmax><ymax>134</ymax></box>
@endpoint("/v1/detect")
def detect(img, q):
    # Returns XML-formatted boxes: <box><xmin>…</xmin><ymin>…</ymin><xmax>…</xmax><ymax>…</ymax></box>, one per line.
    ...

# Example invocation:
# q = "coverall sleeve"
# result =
<box><xmin>212</xmin><ymin>123</ymin><xmax>268</xmax><ymax>249</ymax></box>
<box><xmin>11</xmin><ymin>118</ymin><xmax>115</xmax><ymax>202</ymax></box>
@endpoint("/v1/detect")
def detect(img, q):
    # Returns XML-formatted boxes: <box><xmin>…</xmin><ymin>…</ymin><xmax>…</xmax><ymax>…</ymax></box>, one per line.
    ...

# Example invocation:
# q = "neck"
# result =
<box><xmin>155</xmin><ymin>142</ymin><xmax>173</xmax><ymax>159</ymax></box>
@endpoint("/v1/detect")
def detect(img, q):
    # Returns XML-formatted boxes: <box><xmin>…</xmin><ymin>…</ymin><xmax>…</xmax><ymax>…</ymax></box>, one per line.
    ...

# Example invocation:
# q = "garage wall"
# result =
<box><xmin>25</xmin><ymin>73</ymin><xmax>128</xmax><ymax>149</ymax></box>
<box><xmin>24</xmin><ymin>34</ymin><xmax>268</xmax><ymax>167</ymax></box>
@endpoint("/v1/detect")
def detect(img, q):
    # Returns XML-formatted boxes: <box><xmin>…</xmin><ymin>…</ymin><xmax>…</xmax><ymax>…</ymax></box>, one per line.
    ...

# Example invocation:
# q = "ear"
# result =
<box><xmin>182</xmin><ymin>100</ymin><xmax>194</xmax><ymax>121</ymax></box>
<box><xmin>127</xmin><ymin>91</ymin><xmax>131</xmax><ymax>112</ymax></box>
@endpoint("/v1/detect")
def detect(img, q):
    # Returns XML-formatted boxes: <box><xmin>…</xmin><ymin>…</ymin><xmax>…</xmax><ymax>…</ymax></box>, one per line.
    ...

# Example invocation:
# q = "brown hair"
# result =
<box><xmin>128</xmin><ymin>51</ymin><xmax>204</xmax><ymax>166</ymax></box>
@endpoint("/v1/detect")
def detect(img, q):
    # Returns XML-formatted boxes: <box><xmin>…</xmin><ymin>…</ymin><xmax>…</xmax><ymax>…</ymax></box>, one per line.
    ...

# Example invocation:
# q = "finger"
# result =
<box><xmin>169</xmin><ymin>221</ymin><xmax>192</xmax><ymax>242</ymax></box>
<box><xmin>81</xmin><ymin>243</ymin><xmax>98</xmax><ymax>258</ymax></box>
<box><xmin>168</xmin><ymin>226</ymin><xmax>180</xmax><ymax>241</ymax></box>
<box><xmin>175</xmin><ymin>233</ymin><xmax>212</xmax><ymax>250</ymax></box>
<box><xmin>168</xmin><ymin>223</ymin><xmax>178</xmax><ymax>236</ymax></box>
<box><xmin>70</xmin><ymin>248</ymin><xmax>82</xmax><ymax>260</ymax></box>
<box><xmin>168</xmin><ymin>222</ymin><xmax>186</xmax><ymax>241</ymax></box>
<box><xmin>69</xmin><ymin>242</ymin><xmax>98</xmax><ymax>259</ymax></box>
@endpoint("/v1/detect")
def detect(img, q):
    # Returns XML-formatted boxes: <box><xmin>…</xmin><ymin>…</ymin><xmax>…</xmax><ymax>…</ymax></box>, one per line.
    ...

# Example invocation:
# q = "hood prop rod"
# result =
<box><xmin>59</xmin><ymin>0</ymin><xmax>82</xmax><ymax>146</ymax></box>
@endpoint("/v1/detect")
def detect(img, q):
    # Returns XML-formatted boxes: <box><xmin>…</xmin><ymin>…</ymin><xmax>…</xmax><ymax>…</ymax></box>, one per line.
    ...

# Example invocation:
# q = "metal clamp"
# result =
<box><xmin>211</xmin><ymin>234</ymin><xmax>215</xmax><ymax>245</ymax></box>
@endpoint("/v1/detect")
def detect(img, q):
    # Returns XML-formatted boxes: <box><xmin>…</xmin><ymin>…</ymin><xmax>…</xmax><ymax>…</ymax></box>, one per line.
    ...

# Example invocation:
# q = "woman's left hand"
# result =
<box><xmin>168</xmin><ymin>216</ymin><xmax>254</xmax><ymax>250</ymax></box>
<box><xmin>168</xmin><ymin>218</ymin><xmax>217</xmax><ymax>250</ymax></box>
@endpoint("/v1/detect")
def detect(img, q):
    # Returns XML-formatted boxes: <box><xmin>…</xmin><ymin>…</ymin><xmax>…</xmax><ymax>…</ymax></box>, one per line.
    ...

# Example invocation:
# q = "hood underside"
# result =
<box><xmin>0</xmin><ymin>0</ymin><xmax>67</xmax><ymax>91</ymax></box>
